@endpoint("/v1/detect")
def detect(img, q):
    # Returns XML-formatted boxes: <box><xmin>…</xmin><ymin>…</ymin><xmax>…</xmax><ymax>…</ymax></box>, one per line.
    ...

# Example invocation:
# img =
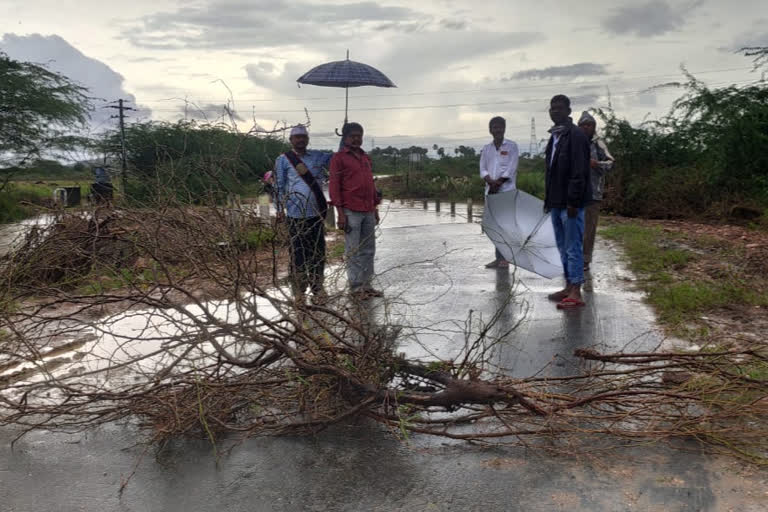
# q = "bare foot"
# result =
<box><xmin>548</xmin><ymin>285</ymin><xmax>571</xmax><ymax>302</ymax></box>
<box><xmin>565</xmin><ymin>284</ymin><xmax>583</xmax><ymax>303</ymax></box>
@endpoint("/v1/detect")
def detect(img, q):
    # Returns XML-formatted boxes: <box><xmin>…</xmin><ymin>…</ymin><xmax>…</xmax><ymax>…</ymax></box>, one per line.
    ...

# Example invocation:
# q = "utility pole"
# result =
<box><xmin>118</xmin><ymin>99</ymin><xmax>127</xmax><ymax>192</ymax></box>
<box><xmin>106</xmin><ymin>99</ymin><xmax>135</xmax><ymax>196</ymax></box>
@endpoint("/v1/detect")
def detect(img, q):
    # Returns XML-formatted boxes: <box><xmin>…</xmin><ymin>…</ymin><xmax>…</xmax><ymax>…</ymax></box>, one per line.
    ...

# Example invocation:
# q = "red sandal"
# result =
<box><xmin>557</xmin><ymin>298</ymin><xmax>586</xmax><ymax>309</ymax></box>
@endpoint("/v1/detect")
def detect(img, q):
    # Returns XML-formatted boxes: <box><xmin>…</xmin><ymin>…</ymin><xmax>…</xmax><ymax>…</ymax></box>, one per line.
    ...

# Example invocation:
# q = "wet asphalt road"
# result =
<box><xmin>2</xmin><ymin>202</ymin><xmax>766</xmax><ymax>511</ymax></box>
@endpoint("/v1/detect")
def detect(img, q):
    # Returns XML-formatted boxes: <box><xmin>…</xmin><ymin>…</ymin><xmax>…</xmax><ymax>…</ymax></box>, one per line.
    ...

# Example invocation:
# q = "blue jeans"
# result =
<box><xmin>550</xmin><ymin>208</ymin><xmax>585</xmax><ymax>285</ymax></box>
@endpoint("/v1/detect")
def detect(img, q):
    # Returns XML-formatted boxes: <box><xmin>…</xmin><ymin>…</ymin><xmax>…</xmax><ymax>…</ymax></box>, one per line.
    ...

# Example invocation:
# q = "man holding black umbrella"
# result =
<box><xmin>275</xmin><ymin>125</ymin><xmax>332</xmax><ymax>304</ymax></box>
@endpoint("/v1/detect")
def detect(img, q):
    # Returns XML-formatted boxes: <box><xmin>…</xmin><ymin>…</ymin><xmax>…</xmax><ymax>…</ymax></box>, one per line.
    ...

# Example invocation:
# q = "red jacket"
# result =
<box><xmin>329</xmin><ymin>146</ymin><xmax>380</xmax><ymax>213</ymax></box>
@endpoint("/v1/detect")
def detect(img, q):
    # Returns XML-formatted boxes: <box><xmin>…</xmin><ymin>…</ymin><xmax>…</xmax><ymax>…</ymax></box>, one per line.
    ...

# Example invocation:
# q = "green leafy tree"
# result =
<box><xmin>0</xmin><ymin>52</ymin><xmax>91</xmax><ymax>189</ymax></box>
<box><xmin>454</xmin><ymin>145</ymin><xmax>476</xmax><ymax>158</ymax></box>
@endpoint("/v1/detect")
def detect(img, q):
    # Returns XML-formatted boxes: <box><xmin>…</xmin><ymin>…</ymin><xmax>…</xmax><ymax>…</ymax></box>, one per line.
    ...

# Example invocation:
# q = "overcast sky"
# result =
<box><xmin>1</xmin><ymin>0</ymin><xmax>766</xmax><ymax>152</ymax></box>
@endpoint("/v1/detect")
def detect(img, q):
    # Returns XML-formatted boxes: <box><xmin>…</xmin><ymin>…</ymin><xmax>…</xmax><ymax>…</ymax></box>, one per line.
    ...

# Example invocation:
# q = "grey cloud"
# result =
<box><xmin>122</xmin><ymin>0</ymin><xmax>419</xmax><ymax>51</ymax></box>
<box><xmin>378</xmin><ymin>31</ymin><xmax>541</xmax><ymax>88</ymax></box>
<box><xmin>245</xmin><ymin>62</ymin><xmax>305</xmax><ymax>90</ymax></box>
<box><xmin>733</xmin><ymin>30</ymin><xmax>768</xmax><ymax>50</ymax></box>
<box><xmin>716</xmin><ymin>17</ymin><xmax>768</xmax><ymax>54</ymax></box>
<box><xmin>601</xmin><ymin>1</ymin><xmax>703</xmax><ymax>37</ymax></box>
<box><xmin>439</xmin><ymin>19</ymin><xmax>467</xmax><ymax>30</ymax></box>
<box><xmin>240</xmin><ymin>29</ymin><xmax>540</xmax><ymax>97</ymax></box>
<box><xmin>0</xmin><ymin>33</ymin><xmax>151</xmax><ymax>127</ymax></box>
<box><xmin>568</xmin><ymin>94</ymin><xmax>601</xmax><ymax>108</ymax></box>
<box><xmin>374</xmin><ymin>22</ymin><xmax>424</xmax><ymax>33</ymax></box>
<box><xmin>504</xmin><ymin>62</ymin><xmax>609</xmax><ymax>81</ymax></box>
<box><xmin>124</xmin><ymin>56</ymin><xmax>172</xmax><ymax>63</ymax></box>
<box><xmin>627</xmin><ymin>91</ymin><xmax>658</xmax><ymax>108</ymax></box>
<box><xmin>250</xmin><ymin>61</ymin><xmax>276</xmax><ymax>74</ymax></box>
<box><xmin>318</xmin><ymin>1</ymin><xmax>413</xmax><ymax>21</ymax></box>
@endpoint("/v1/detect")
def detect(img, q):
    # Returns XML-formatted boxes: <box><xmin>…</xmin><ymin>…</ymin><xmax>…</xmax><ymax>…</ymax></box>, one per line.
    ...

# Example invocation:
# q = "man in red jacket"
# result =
<box><xmin>329</xmin><ymin>122</ymin><xmax>383</xmax><ymax>300</ymax></box>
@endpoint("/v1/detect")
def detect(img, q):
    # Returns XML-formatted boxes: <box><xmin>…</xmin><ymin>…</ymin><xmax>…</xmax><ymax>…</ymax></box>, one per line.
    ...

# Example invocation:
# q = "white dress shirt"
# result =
<box><xmin>479</xmin><ymin>138</ymin><xmax>519</xmax><ymax>195</ymax></box>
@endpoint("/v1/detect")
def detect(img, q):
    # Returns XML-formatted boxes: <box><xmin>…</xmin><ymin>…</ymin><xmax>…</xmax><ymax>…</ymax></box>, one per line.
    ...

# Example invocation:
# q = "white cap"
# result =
<box><xmin>290</xmin><ymin>125</ymin><xmax>308</xmax><ymax>137</ymax></box>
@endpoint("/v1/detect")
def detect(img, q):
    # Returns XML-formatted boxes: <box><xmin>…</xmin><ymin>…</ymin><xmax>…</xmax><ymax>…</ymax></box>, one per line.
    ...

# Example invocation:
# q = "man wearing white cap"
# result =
<box><xmin>274</xmin><ymin>125</ymin><xmax>333</xmax><ymax>303</ymax></box>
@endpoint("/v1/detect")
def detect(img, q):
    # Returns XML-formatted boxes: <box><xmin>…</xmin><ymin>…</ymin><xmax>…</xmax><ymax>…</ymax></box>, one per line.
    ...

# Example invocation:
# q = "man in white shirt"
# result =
<box><xmin>479</xmin><ymin>116</ymin><xmax>519</xmax><ymax>269</ymax></box>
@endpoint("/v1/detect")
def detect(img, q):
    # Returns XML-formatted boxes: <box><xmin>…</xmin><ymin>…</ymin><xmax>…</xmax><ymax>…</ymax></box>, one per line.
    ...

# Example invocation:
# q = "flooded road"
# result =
<box><xmin>0</xmin><ymin>214</ymin><xmax>54</xmax><ymax>257</ymax></box>
<box><xmin>2</xmin><ymin>203</ymin><xmax>766</xmax><ymax>511</ymax></box>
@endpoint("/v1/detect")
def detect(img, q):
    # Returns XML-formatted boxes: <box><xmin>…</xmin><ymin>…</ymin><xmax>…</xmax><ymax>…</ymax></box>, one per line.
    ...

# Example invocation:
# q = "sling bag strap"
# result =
<box><xmin>283</xmin><ymin>151</ymin><xmax>328</xmax><ymax>219</ymax></box>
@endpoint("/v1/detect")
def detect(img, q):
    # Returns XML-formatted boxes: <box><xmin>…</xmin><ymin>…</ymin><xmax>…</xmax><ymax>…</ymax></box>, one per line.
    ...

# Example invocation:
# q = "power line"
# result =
<box><xmin>145</xmin><ymin>78</ymin><xmax>758</xmax><ymax>115</ymax></box>
<box><xmin>135</xmin><ymin>66</ymin><xmax>754</xmax><ymax>104</ymax></box>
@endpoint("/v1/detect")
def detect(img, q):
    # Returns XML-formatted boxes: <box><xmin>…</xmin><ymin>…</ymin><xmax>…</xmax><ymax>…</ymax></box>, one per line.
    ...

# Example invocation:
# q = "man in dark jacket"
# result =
<box><xmin>544</xmin><ymin>95</ymin><xmax>592</xmax><ymax>309</ymax></box>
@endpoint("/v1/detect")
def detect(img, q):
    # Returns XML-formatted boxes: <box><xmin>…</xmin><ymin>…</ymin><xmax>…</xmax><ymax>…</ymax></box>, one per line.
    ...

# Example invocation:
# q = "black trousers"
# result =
<box><xmin>288</xmin><ymin>216</ymin><xmax>326</xmax><ymax>294</ymax></box>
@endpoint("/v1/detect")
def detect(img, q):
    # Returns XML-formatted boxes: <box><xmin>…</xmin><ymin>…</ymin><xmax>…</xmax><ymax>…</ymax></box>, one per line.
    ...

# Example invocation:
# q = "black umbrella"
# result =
<box><xmin>297</xmin><ymin>51</ymin><xmax>396</xmax><ymax>135</ymax></box>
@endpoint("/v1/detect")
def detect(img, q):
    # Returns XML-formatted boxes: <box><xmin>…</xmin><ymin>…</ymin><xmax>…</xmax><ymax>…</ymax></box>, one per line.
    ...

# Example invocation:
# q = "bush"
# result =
<box><xmin>103</xmin><ymin>121</ymin><xmax>287</xmax><ymax>203</ymax></box>
<box><xmin>599</xmin><ymin>73</ymin><xmax>768</xmax><ymax>218</ymax></box>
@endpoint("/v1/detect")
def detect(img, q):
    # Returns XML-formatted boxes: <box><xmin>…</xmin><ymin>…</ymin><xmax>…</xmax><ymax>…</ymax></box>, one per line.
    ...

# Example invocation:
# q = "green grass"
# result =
<box><xmin>648</xmin><ymin>281</ymin><xmax>768</xmax><ymax>324</ymax></box>
<box><xmin>328</xmin><ymin>241</ymin><xmax>345</xmax><ymax>259</ymax></box>
<box><xmin>602</xmin><ymin>224</ymin><xmax>691</xmax><ymax>277</ymax></box>
<box><xmin>239</xmin><ymin>227</ymin><xmax>275</xmax><ymax>250</ymax></box>
<box><xmin>516</xmin><ymin>171</ymin><xmax>545</xmax><ymax>200</ymax></box>
<box><xmin>0</xmin><ymin>181</ymin><xmax>91</xmax><ymax>223</ymax></box>
<box><xmin>602</xmin><ymin>221</ymin><xmax>768</xmax><ymax>333</ymax></box>
<box><xmin>0</xmin><ymin>190</ymin><xmax>36</xmax><ymax>223</ymax></box>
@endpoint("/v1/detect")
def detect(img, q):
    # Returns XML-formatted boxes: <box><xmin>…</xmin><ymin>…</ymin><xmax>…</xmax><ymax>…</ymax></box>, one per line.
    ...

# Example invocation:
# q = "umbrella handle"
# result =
<box><xmin>335</xmin><ymin>110</ymin><xmax>348</xmax><ymax>137</ymax></box>
<box><xmin>335</xmin><ymin>85</ymin><xmax>349</xmax><ymax>137</ymax></box>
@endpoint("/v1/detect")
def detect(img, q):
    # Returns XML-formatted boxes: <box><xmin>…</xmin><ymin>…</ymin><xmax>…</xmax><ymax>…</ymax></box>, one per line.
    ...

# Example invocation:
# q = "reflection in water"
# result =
<box><xmin>552</xmin><ymin>304</ymin><xmax>598</xmax><ymax>378</ymax></box>
<box><xmin>492</xmin><ymin>269</ymin><xmax>515</xmax><ymax>341</ymax></box>
<box><xmin>493</xmin><ymin>273</ymin><xmax>600</xmax><ymax>379</ymax></box>
<box><xmin>486</xmin><ymin>269</ymin><xmax>526</xmax><ymax>375</ymax></box>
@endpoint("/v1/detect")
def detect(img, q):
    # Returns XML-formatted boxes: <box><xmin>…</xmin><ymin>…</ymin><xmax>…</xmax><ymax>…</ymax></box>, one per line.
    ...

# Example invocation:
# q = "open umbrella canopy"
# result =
<box><xmin>482</xmin><ymin>189</ymin><xmax>562</xmax><ymax>279</ymax></box>
<box><xmin>297</xmin><ymin>59</ymin><xmax>396</xmax><ymax>88</ymax></box>
<box><xmin>297</xmin><ymin>53</ymin><xmax>396</xmax><ymax>137</ymax></box>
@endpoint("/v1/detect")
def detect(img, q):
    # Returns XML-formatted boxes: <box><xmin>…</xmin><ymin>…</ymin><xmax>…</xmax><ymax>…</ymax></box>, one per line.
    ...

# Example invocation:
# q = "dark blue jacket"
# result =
<box><xmin>544</xmin><ymin>121</ymin><xmax>592</xmax><ymax>209</ymax></box>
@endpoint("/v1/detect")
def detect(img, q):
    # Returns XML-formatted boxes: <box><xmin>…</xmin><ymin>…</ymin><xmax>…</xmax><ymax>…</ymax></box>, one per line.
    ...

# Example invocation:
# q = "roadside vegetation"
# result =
<box><xmin>599</xmin><ymin>70</ymin><xmax>768</xmax><ymax>222</ymax></box>
<box><xmin>602</xmin><ymin>219</ymin><xmax>768</xmax><ymax>344</ymax></box>
<box><xmin>108</xmin><ymin>121</ymin><xmax>287</xmax><ymax>203</ymax></box>
<box><xmin>375</xmin><ymin>153</ymin><xmax>546</xmax><ymax>201</ymax></box>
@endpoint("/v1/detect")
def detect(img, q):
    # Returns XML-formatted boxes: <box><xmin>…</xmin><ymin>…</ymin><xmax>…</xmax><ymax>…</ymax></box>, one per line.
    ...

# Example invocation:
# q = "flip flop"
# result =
<box><xmin>557</xmin><ymin>298</ymin><xmax>586</xmax><ymax>309</ymax></box>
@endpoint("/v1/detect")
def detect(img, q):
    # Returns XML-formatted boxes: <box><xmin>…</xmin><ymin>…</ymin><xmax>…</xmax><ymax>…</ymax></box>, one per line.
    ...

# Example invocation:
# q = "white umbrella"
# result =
<box><xmin>482</xmin><ymin>189</ymin><xmax>562</xmax><ymax>279</ymax></box>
